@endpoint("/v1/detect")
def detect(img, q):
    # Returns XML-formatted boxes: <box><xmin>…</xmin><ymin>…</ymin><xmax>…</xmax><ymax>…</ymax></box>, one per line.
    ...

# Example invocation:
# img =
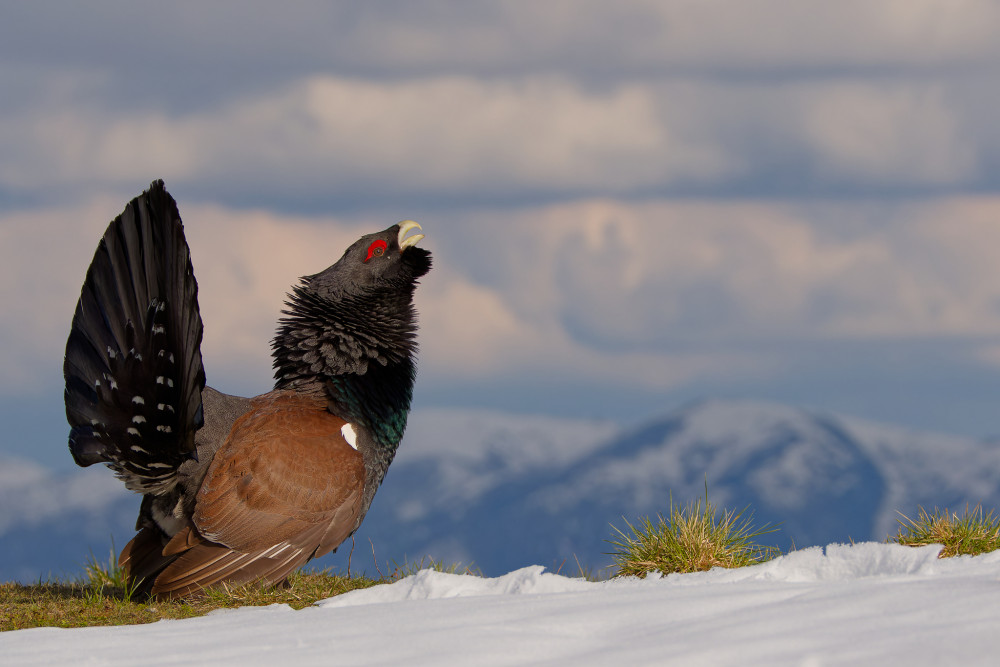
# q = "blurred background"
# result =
<box><xmin>3</xmin><ymin>1</ymin><xmax>1000</xmax><ymax>579</ymax></box>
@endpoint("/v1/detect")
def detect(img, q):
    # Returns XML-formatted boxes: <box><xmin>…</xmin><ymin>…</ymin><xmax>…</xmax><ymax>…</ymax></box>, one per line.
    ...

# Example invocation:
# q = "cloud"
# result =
<box><xmin>436</xmin><ymin>196</ymin><xmax>1000</xmax><ymax>349</ymax></box>
<box><xmin>630</xmin><ymin>0</ymin><xmax>1000</xmax><ymax>70</ymax></box>
<box><xmin>3</xmin><ymin>71</ymin><xmax>997</xmax><ymax>203</ymax></box>
<box><xmin>4</xmin><ymin>1</ymin><xmax>999</xmax><ymax>83</ymax></box>
<box><xmin>15</xmin><ymin>6</ymin><xmax>1000</xmax><ymax>206</ymax></box>
<box><xmin>3</xmin><ymin>0</ymin><xmax>1000</xmax><ymax>409</ymax></box>
<box><xmin>6</xmin><ymin>193</ymin><xmax>1000</xmax><ymax>406</ymax></box>
<box><xmin>3</xmin><ymin>2</ymin><xmax>999</xmax><ymax>205</ymax></box>
<box><xmin>0</xmin><ymin>74</ymin><xmax>730</xmax><ymax>200</ymax></box>
<box><xmin>800</xmin><ymin>82</ymin><xmax>977</xmax><ymax>185</ymax></box>
<box><xmin>0</xmin><ymin>197</ymin><xmax>128</xmax><ymax>391</ymax></box>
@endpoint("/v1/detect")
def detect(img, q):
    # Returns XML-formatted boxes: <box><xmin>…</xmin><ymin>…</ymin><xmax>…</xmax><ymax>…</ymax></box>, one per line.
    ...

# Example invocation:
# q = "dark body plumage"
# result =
<box><xmin>63</xmin><ymin>180</ymin><xmax>431</xmax><ymax>598</ymax></box>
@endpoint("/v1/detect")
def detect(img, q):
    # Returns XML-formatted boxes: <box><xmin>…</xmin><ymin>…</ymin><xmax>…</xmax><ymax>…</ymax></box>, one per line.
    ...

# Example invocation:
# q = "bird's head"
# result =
<box><xmin>306</xmin><ymin>221</ymin><xmax>431</xmax><ymax>299</ymax></box>
<box><xmin>272</xmin><ymin>221</ymin><xmax>432</xmax><ymax>387</ymax></box>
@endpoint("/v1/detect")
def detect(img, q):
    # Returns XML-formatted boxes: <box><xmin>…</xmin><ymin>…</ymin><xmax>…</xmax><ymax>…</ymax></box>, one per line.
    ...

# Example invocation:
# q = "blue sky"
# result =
<box><xmin>4</xmin><ymin>1</ymin><xmax>1000</xmax><ymax>468</ymax></box>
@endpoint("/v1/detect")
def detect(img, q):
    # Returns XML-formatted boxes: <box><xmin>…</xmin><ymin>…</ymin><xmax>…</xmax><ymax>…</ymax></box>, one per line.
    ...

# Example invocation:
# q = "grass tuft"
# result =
<box><xmin>83</xmin><ymin>545</ymin><xmax>141</xmax><ymax>602</ymax></box>
<box><xmin>608</xmin><ymin>492</ymin><xmax>780</xmax><ymax>578</ymax></box>
<box><xmin>893</xmin><ymin>504</ymin><xmax>1000</xmax><ymax>558</ymax></box>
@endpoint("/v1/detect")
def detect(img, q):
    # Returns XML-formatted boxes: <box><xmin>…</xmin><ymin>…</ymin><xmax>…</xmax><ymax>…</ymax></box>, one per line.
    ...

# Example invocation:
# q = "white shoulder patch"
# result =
<box><xmin>341</xmin><ymin>423</ymin><xmax>358</xmax><ymax>450</ymax></box>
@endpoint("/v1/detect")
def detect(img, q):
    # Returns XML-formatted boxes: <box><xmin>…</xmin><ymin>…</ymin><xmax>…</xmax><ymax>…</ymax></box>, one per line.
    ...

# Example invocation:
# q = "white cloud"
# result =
<box><xmin>415</xmin><ymin>275</ymin><xmax>533</xmax><ymax>377</ymax></box>
<box><xmin>0</xmin><ymin>197</ymin><xmax>127</xmax><ymax>391</ymax></box>
<box><xmin>6</xmin><ymin>190</ymin><xmax>1000</xmax><ymax>400</ymax></box>
<box><xmin>444</xmin><ymin>196</ymin><xmax>1000</xmax><ymax>349</ymax></box>
<box><xmin>631</xmin><ymin>0</ymin><xmax>1000</xmax><ymax>68</ymax></box>
<box><xmin>4</xmin><ymin>67</ymin><xmax>995</xmax><ymax>202</ymax></box>
<box><xmin>5</xmin><ymin>1</ymin><xmax>1000</xmax><ymax>86</ymax></box>
<box><xmin>3</xmin><ymin>0</ymin><xmax>1000</xmax><ymax>437</ymax></box>
<box><xmin>1</xmin><ymin>75</ymin><xmax>723</xmax><ymax>197</ymax></box>
<box><xmin>801</xmin><ymin>82</ymin><xmax>976</xmax><ymax>185</ymax></box>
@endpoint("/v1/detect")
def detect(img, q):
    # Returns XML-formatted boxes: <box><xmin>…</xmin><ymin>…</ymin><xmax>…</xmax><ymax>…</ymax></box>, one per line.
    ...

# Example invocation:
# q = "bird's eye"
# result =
<box><xmin>365</xmin><ymin>240</ymin><xmax>388</xmax><ymax>262</ymax></box>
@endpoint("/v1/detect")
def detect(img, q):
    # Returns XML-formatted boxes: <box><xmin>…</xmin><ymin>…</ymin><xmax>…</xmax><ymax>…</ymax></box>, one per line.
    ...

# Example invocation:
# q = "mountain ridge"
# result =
<box><xmin>2</xmin><ymin>400</ymin><xmax>998</xmax><ymax>581</ymax></box>
<box><xmin>344</xmin><ymin>399</ymin><xmax>1000</xmax><ymax>574</ymax></box>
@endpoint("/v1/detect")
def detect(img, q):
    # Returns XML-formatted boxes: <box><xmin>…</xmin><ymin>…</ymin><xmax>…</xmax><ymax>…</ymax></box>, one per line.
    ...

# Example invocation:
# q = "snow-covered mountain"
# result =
<box><xmin>3</xmin><ymin>400</ymin><xmax>1000</xmax><ymax>582</ymax></box>
<box><xmin>341</xmin><ymin>400</ymin><xmax>1000</xmax><ymax>575</ymax></box>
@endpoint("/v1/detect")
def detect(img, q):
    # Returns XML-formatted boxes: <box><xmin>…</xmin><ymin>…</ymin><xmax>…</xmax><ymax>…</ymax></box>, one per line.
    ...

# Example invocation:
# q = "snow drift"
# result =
<box><xmin>3</xmin><ymin>543</ymin><xmax>1000</xmax><ymax>665</ymax></box>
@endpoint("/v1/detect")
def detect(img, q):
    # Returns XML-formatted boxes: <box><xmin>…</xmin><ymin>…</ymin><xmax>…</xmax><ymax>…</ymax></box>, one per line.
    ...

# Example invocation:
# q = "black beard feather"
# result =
<box><xmin>271</xmin><ymin>281</ymin><xmax>419</xmax><ymax>388</ymax></box>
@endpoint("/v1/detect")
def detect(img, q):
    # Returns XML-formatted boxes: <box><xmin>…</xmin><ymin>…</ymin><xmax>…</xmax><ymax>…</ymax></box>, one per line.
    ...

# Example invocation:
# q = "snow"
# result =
<box><xmin>4</xmin><ymin>543</ymin><xmax>1000</xmax><ymax>665</ymax></box>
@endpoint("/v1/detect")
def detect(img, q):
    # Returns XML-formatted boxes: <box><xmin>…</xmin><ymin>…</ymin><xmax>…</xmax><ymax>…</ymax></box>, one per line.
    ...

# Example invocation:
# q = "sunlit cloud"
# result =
<box><xmin>3</xmin><ymin>0</ymin><xmax>1000</xmax><ymax>437</ymax></box>
<box><xmin>1</xmin><ymin>75</ymin><xmax>712</xmax><ymax>197</ymax></box>
<box><xmin>435</xmin><ymin>197</ymin><xmax>1000</xmax><ymax>350</ymax></box>
<box><xmin>7</xmin><ymin>194</ymin><xmax>1000</xmax><ymax>400</ymax></box>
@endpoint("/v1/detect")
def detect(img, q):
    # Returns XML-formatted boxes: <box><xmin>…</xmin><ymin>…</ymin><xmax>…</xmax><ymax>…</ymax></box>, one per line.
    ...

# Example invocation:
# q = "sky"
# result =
<box><xmin>4</xmin><ymin>543</ymin><xmax>1000</xmax><ymax>664</ymax></box>
<box><xmin>4</xmin><ymin>1</ymin><xmax>1000</xmax><ymax>469</ymax></box>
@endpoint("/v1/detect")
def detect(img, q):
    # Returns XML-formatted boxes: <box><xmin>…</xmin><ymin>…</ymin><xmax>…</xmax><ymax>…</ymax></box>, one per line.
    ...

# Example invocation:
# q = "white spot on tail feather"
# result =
<box><xmin>342</xmin><ymin>423</ymin><xmax>358</xmax><ymax>450</ymax></box>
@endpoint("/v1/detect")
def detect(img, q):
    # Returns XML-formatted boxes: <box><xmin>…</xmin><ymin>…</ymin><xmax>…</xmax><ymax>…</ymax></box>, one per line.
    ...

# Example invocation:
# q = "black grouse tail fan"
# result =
<box><xmin>64</xmin><ymin>180</ymin><xmax>431</xmax><ymax>598</ymax></box>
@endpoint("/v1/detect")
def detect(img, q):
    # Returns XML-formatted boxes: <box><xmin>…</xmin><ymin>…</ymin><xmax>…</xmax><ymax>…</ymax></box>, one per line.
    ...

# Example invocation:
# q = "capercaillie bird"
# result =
<box><xmin>63</xmin><ymin>180</ymin><xmax>431</xmax><ymax>598</ymax></box>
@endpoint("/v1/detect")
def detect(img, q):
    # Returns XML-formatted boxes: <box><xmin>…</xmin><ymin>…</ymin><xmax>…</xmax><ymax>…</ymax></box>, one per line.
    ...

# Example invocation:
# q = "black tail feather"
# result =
<box><xmin>63</xmin><ymin>180</ymin><xmax>206</xmax><ymax>493</ymax></box>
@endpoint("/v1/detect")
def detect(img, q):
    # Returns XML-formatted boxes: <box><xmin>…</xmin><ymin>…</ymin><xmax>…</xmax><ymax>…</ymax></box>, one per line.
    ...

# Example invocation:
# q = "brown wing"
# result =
<box><xmin>142</xmin><ymin>390</ymin><xmax>365</xmax><ymax>598</ymax></box>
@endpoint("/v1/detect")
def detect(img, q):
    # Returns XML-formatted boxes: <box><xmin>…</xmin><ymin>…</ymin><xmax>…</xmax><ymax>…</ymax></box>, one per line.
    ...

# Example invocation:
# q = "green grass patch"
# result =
<box><xmin>609</xmin><ymin>492</ymin><xmax>780</xmax><ymax>578</ymax></box>
<box><xmin>1</xmin><ymin>547</ymin><xmax>468</xmax><ymax>632</ymax></box>
<box><xmin>0</xmin><ymin>566</ymin><xmax>383</xmax><ymax>632</ymax></box>
<box><xmin>893</xmin><ymin>504</ymin><xmax>1000</xmax><ymax>558</ymax></box>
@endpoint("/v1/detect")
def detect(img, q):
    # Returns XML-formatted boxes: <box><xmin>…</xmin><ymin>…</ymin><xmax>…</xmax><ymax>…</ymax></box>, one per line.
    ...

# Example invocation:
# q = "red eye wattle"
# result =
<box><xmin>365</xmin><ymin>239</ymin><xmax>388</xmax><ymax>262</ymax></box>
